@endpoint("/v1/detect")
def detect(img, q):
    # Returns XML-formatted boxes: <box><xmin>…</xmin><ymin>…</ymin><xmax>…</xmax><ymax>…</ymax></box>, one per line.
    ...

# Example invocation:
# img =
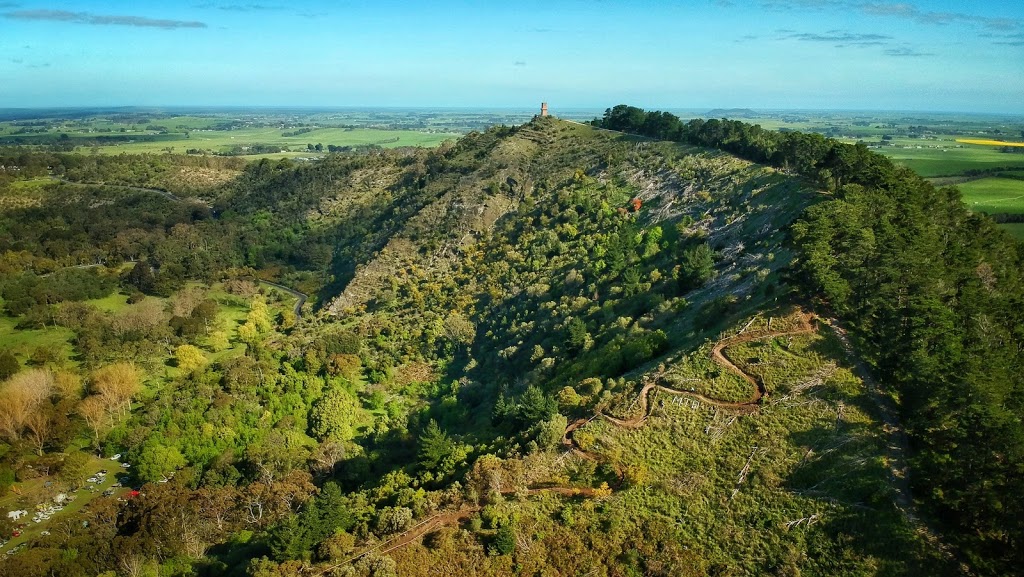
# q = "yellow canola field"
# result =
<box><xmin>956</xmin><ymin>139</ymin><xmax>1024</xmax><ymax>147</ymax></box>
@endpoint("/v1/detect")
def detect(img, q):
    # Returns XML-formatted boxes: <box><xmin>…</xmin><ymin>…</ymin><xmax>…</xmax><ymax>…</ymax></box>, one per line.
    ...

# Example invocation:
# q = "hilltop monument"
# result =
<box><xmin>540</xmin><ymin>102</ymin><xmax>548</xmax><ymax>117</ymax></box>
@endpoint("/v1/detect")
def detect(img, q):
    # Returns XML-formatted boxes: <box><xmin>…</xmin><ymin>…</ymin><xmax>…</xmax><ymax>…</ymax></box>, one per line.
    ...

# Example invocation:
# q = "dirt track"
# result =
<box><xmin>327</xmin><ymin>312</ymin><xmax>953</xmax><ymax>571</ymax></box>
<box><xmin>331</xmin><ymin>313</ymin><xmax>821</xmax><ymax>571</ymax></box>
<box><xmin>580</xmin><ymin>313</ymin><xmax>817</xmax><ymax>434</ymax></box>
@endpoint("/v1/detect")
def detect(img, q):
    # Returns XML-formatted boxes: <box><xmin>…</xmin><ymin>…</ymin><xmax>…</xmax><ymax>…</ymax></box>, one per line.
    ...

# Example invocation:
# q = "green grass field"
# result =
<box><xmin>956</xmin><ymin>177</ymin><xmax>1024</xmax><ymax>215</ymax></box>
<box><xmin>8</xmin><ymin>125</ymin><xmax>459</xmax><ymax>159</ymax></box>
<box><xmin>880</xmin><ymin>146</ymin><xmax>1024</xmax><ymax>177</ymax></box>
<box><xmin>0</xmin><ymin>316</ymin><xmax>76</xmax><ymax>370</ymax></box>
<box><xmin>85</xmin><ymin>292</ymin><xmax>134</xmax><ymax>313</ymax></box>
<box><xmin>160</xmin><ymin>126</ymin><xmax>458</xmax><ymax>155</ymax></box>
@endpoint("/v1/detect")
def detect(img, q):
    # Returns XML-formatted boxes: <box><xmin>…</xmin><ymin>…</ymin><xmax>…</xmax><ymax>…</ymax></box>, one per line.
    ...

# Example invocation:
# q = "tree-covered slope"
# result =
<box><xmin>595</xmin><ymin>104</ymin><xmax>1024</xmax><ymax>575</ymax></box>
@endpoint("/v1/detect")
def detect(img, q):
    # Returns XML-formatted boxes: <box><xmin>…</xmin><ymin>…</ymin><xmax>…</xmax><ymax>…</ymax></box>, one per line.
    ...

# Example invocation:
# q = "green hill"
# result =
<box><xmin>0</xmin><ymin>113</ymin><xmax>1020</xmax><ymax>576</ymax></box>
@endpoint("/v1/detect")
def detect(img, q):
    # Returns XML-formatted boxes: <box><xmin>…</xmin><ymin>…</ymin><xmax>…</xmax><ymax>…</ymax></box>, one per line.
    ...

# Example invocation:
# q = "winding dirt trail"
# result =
<box><xmin>326</xmin><ymin>312</ymin><xmax>953</xmax><ymax>570</ymax></box>
<box><xmin>328</xmin><ymin>313</ymin><xmax>821</xmax><ymax>571</ymax></box>
<box><xmin>580</xmin><ymin>313</ymin><xmax>818</xmax><ymax>435</ymax></box>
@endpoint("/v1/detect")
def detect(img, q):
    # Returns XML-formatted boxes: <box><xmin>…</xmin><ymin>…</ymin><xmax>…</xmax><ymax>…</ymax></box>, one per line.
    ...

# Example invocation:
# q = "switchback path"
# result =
<box><xmin>587</xmin><ymin>312</ymin><xmax>818</xmax><ymax>432</ymax></box>
<box><xmin>327</xmin><ymin>313</ymin><xmax>823</xmax><ymax>569</ymax></box>
<box><xmin>320</xmin><ymin>486</ymin><xmax>607</xmax><ymax>574</ymax></box>
<box><xmin>320</xmin><ymin>311</ymin><xmax>952</xmax><ymax>569</ymax></box>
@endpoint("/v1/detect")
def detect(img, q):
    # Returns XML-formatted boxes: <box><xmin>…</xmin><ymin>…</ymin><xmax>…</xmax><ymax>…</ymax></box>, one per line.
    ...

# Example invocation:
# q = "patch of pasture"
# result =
<box><xmin>956</xmin><ymin>177</ymin><xmax>1024</xmax><ymax>215</ymax></box>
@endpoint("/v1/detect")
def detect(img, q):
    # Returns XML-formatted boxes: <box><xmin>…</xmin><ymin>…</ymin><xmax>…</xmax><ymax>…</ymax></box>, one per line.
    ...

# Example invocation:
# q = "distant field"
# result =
<box><xmin>0</xmin><ymin>113</ymin><xmax>462</xmax><ymax>160</ymax></box>
<box><xmin>720</xmin><ymin>112</ymin><xmax>1024</xmax><ymax>178</ymax></box>
<box><xmin>881</xmin><ymin>146</ymin><xmax>1024</xmax><ymax>177</ymax></box>
<box><xmin>956</xmin><ymin>177</ymin><xmax>1024</xmax><ymax>215</ymax></box>
<box><xmin>89</xmin><ymin>127</ymin><xmax>459</xmax><ymax>157</ymax></box>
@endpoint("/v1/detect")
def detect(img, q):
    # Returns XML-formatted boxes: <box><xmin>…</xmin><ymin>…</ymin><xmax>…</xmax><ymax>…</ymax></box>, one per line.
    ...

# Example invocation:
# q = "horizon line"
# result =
<box><xmin>0</xmin><ymin>105</ymin><xmax>1022</xmax><ymax>117</ymax></box>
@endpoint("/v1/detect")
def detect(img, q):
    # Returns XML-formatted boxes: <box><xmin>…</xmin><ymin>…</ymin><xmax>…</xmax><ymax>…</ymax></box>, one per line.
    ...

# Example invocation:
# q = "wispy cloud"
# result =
<box><xmin>8</xmin><ymin>57</ymin><xmax>50</xmax><ymax>68</ymax></box>
<box><xmin>0</xmin><ymin>2</ymin><xmax>20</xmax><ymax>7</ymax></box>
<box><xmin>883</xmin><ymin>46</ymin><xmax>934</xmax><ymax>57</ymax></box>
<box><xmin>778</xmin><ymin>29</ymin><xmax>892</xmax><ymax>46</ymax></box>
<box><xmin>858</xmin><ymin>2</ymin><xmax>1020</xmax><ymax>31</ymax></box>
<box><xmin>513</xmin><ymin>61</ymin><xmax>527</xmax><ymax>67</ymax></box>
<box><xmin>194</xmin><ymin>2</ymin><xmax>283</xmax><ymax>11</ymax></box>
<box><xmin>760</xmin><ymin>0</ymin><xmax>842</xmax><ymax>11</ymax></box>
<box><xmin>740</xmin><ymin>1</ymin><xmax>1021</xmax><ymax>33</ymax></box>
<box><xmin>982</xmin><ymin>32</ymin><xmax>1024</xmax><ymax>46</ymax></box>
<box><xmin>4</xmin><ymin>9</ymin><xmax>206</xmax><ymax>29</ymax></box>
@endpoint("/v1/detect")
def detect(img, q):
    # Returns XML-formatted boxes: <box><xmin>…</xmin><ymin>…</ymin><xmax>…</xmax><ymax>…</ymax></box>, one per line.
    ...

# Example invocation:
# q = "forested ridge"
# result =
<box><xmin>0</xmin><ymin>112</ymin><xmax>1019</xmax><ymax>576</ymax></box>
<box><xmin>598</xmin><ymin>104</ymin><xmax>1024</xmax><ymax>573</ymax></box>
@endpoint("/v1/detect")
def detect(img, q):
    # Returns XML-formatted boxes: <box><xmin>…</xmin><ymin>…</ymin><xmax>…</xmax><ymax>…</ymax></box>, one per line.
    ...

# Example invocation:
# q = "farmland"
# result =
<box><xmin>955</xmin><ymin>177</ymin><xmax>1024</xmax><ymax>215</ymax></box>
<box><xmin>0</xmin><ymin>107</ymin><xmax>600</xmax><ymax>160</ymax></box>
<box><xmin>0</xmin><ymin>122</ymin><xmax>460</xmax><ymax>159</ymax></box>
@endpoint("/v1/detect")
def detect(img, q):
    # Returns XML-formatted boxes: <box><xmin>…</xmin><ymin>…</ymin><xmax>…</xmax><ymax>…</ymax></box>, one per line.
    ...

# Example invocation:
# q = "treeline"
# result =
<box><xmin>216</xmin><ymin>144</ymin><xmax>284</xmax><ymax>156</ymax></box>
<box><xmin>282</xmin><ymin>127</ymin><xmax>315</xmax><ymax>137</ymax></box>
<box><xmin>792</xmin><ymin>170</ymin><xmax>1024</xmax><ymax>574</ymax></box>
<box><xmin>305</xmin><ymin>143</ymin><xmax>383</xmax><ymax>153</ymax></box>
<box><xmin>595</xmin><ymin>104</ymin><xmax>891</xmax><ymax>193</ymax></box>
<box><xmin>594</xmin><ymin>105</ymin><xmax>1024</xmax><ymax>573</ymax></box>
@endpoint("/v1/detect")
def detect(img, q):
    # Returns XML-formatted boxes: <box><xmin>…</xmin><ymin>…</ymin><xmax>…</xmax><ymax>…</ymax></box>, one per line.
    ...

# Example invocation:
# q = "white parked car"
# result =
<box><xmin>110</xmin><ymin>454</ymin><xmax>122</xmax><ymax>461</ymax></box>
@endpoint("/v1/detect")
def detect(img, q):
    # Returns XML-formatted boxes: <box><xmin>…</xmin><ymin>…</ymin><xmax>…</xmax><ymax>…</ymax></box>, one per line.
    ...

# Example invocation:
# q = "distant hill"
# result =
<box><xmin>705</xmin><ymin>107</ymin><xmax>758</xmax><ymax>118</ymax></box>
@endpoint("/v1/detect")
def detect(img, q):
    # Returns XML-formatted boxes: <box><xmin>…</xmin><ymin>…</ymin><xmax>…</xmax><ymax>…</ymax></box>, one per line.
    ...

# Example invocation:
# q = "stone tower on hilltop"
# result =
<box><xmin>540</xmin><ymin>102</ymin><xmax>548</xmax><ymax>117</ymax></box>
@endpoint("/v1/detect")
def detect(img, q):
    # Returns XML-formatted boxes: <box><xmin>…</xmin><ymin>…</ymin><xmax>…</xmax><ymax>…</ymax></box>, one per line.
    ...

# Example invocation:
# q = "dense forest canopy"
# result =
<box><xmin>0</xmin><ymin>111</ymin><xmax>1020</xmax><ymax>576</ymax></box>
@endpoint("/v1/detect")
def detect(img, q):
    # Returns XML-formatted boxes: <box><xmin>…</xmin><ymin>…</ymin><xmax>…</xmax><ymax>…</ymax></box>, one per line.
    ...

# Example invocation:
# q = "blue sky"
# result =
<box><xmin>1</xmin><ymin>0</ymin><xmax>1022</xmax><ymax>112</ymax></box>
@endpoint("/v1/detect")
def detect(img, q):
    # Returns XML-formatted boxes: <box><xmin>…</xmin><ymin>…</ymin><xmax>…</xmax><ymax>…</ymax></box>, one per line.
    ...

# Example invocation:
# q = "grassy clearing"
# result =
<box><xmin>565</xmin><ymin>312</ymin><xmax>941</xmax><ymax>573</ymax></box>
<box><xmin>0</xmin><ymin>316</ymin><xmax>76</xmax><ymax>370</ymax></box>
<box><xmin>0</xmin><ymin>282</ymin><xmax>293</xmax><ymax>376</ymax></box>
<box><xmin>85</xmin><ymin>292</ymin><xmax>134</xmax><ymax>313</ymax></box>
<box><xmin>956</xmin><ymin>177</ymin><xmax>1024</xmax><ymax>214</ymax></box>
